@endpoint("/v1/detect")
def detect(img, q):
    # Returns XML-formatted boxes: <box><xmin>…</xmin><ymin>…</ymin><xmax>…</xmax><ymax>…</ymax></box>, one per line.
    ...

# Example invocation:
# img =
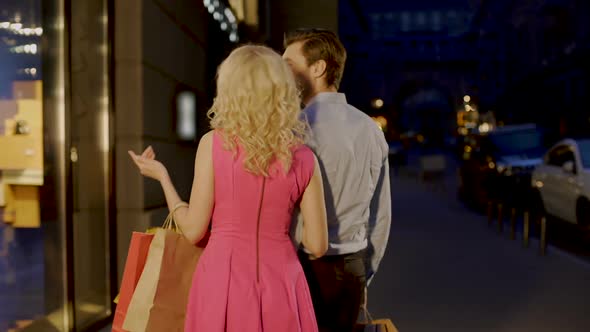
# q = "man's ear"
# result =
<box><xmin>311</xmin><ymin>59</ymin><xmax>327</xmax><ymax>80</ymax></box>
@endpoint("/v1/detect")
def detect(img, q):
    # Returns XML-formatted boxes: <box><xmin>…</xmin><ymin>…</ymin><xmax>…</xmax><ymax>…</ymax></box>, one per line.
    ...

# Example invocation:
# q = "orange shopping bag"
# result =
<box><xmin>112</xmin><ymin>231</ymin><xmax>154</xmax><ymax>332</ymax></box>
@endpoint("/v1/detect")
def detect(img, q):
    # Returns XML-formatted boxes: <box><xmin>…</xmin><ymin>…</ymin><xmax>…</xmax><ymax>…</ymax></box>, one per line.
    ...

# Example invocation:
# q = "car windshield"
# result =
<box><xmin>487</xmin><ymin>129</ymin><xmax>543</xmax><ymax>158</ymax></box>
<box><xmin>578</xmin><ymin>140</ymin><xmax>590</xmax><ymax>169</ymax></box>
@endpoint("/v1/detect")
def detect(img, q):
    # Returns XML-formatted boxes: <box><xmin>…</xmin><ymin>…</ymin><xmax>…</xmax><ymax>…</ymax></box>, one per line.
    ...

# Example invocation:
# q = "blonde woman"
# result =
<box><xmin>128</xmin><ymin>45</ymin><xmax>328</xmax><ymax>331</ymax></box>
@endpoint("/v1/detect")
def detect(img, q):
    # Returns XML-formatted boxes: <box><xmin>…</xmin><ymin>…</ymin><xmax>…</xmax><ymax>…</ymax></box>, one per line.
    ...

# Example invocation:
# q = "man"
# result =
<box><xmin>283</xmin><ymin>28</ymin><xmax>392</xmax><ymax>332</ymax></box>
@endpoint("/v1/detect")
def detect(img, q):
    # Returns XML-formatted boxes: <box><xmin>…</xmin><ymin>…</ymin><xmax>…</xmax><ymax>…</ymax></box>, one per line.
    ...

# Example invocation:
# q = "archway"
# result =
<box><xmin>396</xmin><ymin>81</ymin><xmax>456</xmax><ymax>149</ymax></box>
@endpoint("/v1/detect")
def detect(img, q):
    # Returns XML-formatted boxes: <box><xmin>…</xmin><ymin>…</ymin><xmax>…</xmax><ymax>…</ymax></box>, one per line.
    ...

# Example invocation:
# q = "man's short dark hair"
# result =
<box><xmin>284</xmin><ymin>28</ymin><xmax>347</xmax><ymax>89</ymax></box>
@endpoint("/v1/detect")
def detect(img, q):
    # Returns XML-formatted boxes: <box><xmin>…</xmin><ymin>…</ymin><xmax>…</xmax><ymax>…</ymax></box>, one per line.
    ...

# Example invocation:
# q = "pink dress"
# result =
<box><xmin>184</xmin><ymin>131</ymin><xmax>318</xmax><ymax>331</ymax></box>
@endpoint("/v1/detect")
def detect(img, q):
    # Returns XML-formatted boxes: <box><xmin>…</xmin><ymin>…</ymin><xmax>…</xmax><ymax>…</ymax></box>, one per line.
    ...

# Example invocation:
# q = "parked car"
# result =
<box><xmin>531</xmin><ymin>139</ymin><xmax>590</xmax><ymax>227</ymax></box>
<box><xmin>458</xmin><ymin>124</ymin><xmax>544</xmax><ymax>210</ymax></box>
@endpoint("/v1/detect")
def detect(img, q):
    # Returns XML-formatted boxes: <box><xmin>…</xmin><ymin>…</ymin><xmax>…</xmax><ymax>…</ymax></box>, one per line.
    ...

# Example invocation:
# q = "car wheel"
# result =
<box><xmin>576</xmin><ymin>198</ymin><xmax>590</xmax><ymax>228</ymax></box>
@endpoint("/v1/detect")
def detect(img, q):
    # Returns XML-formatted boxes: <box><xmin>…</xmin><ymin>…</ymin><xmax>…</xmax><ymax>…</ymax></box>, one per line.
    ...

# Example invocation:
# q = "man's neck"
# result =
<box><xmin>317</xmin><ymin>86</ymin><xmax>337</xmax><ymax>94</ymax></box>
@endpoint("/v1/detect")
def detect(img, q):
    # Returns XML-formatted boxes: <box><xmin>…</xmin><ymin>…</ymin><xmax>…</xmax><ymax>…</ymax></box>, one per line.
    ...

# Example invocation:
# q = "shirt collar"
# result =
<box><xmin>305</xmin><ymin>92</ymin><xmax>347</xmax><ymax>108</ymax></box>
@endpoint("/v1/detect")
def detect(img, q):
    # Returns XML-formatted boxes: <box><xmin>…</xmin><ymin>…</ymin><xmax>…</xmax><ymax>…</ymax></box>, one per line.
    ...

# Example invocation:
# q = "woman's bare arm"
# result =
<box><xmin>299</xmin><ymin>156</ymin><xmax>328</xmax><ymax>258</ymax></box>
<box><xmin>159</xmin><ymin>131</ymin><xmax>215</xmax><ymax>243</ymax></box>
<box><xmin>129</xmin><ymin>131</ymin><xmax>215</xmax><ymax>243</ymax></box>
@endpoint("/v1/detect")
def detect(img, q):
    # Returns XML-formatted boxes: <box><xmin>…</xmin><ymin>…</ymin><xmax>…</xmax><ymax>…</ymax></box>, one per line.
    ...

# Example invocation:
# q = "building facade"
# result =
<box><xmin>0</xmin><ymin>0</ymin><xmax>247</xmax><ymax>330</ymax></box>
<box><xmin>338</xmin><ymin>0</ymin><xmax>482</xmax><ymax>144</ymax></box>
<box><xmin>468</xmin><ymin>0</ymin><xmax>589</xmax><ymax>139</ymax></box>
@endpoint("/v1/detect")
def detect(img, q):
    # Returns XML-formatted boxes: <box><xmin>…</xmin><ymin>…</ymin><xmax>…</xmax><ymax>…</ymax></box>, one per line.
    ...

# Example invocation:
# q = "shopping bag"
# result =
<box><xmin>355</xmin><ymin>318</ymin><xmax>399</xmax><ymax>332</ymax></box>
<box><xmin>122</xmin><ymin>228</ymin><xmax>167</xmax><ymax>332</ymax></box>
<box><xmin>122</xmin><ymin>202</ymin><xmax>208</xmax><ymax>331</ymax></box>
<box><xmin>355</xmin><ymin>307</ymin><xmax>399</xmax><ymax>332</ymax></box>
<box><xmin>355</xmin><ymin>288</ymin><xmax>399</xmax><ymax>332</ymax></box>
<box><xmin>144</xmin><ymin>229</ymin><xmax>207</xmax><ymax>332</ymax></box>
<box><xmin>112</xmin><ymin>232</ymin><xmax>154</xmax><ymax>332</ymax></box>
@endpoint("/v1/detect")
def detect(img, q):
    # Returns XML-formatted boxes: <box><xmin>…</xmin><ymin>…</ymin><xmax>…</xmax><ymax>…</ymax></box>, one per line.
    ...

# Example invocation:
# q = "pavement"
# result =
<box><xmin>367</xmin><ymin>164</ymin><xmax>590</xmax><ymax>332</ymax></box>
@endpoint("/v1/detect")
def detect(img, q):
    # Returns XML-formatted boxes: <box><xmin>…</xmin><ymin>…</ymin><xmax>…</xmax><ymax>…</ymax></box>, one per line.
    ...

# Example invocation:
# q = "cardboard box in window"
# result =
<box><xmin>0</xmin><ymin>99</ymin><xmax>43</xmax><ymax>172</ymax></box>
<box><xmin>0</xmin><ymin>135</ymin><xmax>43</xmax><ymax>170</ymax></box>
<box><xmin>0</xmin><ymin>100</ymin><xmax>18</xmax><ymax>136</ymax></box>
<box><xmin>0</xmin><ymin>176</ymin><xmax>5</xmax><ymax>207</ymax></box>
<box><xmin>1</xmin><ymin>184</ymin><xmax>40</xmax><ymax>228</ymax></box>
<box><xmin>13</xmin><ymin>81</ymin><xmax>42</xmax><ymax>100</ymax></box>
<box><xmin>14</xmin><ymin>100</ymin><xmax>43</xmax><ymax>129</ymax></box>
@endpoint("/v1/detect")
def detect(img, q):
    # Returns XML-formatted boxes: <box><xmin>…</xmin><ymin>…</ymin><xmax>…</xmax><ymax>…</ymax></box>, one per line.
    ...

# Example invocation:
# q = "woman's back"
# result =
<box><xmin>183</xmin><ymin>131</ymin><xmax>318</xmax><ymax>332</ymax></box>
<box><xmin>211</xmin><ymin>130</ymin><xmax>314</xmax><ymax>238</ymax></box>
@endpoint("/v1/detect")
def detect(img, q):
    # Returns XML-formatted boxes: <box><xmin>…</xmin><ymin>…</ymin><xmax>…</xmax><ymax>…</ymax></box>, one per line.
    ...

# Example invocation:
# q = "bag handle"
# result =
<box><xmin>162</xmin><ymin>202</ymin><xmax>189</xmax><ymax>234</ymax></box>
<box><xmin>114</xmin><ymin>202</ymin><xmax>188</xmax><ymax>304</ymax></box>
<box><xmin>358</xmin><ymin>286</ymin><xmax>374</xmax><ymax>324</ymax></box>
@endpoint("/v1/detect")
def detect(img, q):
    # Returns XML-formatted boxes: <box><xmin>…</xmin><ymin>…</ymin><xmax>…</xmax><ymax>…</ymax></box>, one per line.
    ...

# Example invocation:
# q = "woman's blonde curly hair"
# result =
<box><xmin>207</xmin><ymin>45</ymin><xmax>308</xmax><ymax>176</ymax></box>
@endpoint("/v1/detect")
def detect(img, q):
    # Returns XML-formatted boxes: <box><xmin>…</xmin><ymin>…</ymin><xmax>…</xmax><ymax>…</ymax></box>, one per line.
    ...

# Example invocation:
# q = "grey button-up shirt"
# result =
<box><xmin>293</xmin><ymin>92</ymin><xmax>392</xmax><ymax>280</ymax></box>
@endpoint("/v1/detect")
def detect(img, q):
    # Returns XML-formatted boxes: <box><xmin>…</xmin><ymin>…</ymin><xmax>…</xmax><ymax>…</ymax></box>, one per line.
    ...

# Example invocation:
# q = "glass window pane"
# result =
<box><xmin>0</xmin><ymin>0</ymin><xmax>68</xmax><ymax>331</ymax></box>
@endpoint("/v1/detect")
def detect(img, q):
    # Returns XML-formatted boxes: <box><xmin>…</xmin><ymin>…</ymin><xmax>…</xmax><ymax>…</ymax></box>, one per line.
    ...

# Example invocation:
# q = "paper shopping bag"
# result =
<box><xmin>355</xmin><ymin>289</ymin><xmax>399</xmax><ymax>332</ymax></box>
<box><xmin>355</xmin><ymin>318</ymin><xmax>399</xmax><ymax>332</ymax></box>
<box><xmin>144</xmin><ymin>230</ymin><xmax>207</xmax><ymax>332</ymax></box>
<box><xmin>112</xmin><ymin>232</ymin><xmax>154</xmax><ymax>332</ymax></box>
<box><xmin>122</xmin><ymin>229</ymin><xmax>166</xmax><ymax>332</ymax></box>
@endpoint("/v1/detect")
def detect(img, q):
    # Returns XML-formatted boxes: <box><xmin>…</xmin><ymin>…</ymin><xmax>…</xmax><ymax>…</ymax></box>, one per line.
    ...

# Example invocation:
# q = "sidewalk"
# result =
<box><xmin>367</xmin><ymin>170</ymin><xmax>590</xmax><ymax>332</ymax></box>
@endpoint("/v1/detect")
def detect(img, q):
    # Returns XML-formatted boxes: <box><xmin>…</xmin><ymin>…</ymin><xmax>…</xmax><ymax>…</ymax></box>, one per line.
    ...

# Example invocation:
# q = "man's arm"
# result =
<box><xmin>366</xmin><ymin>136</ymin><xmax>392</xmax><ymax>285</ymax></box>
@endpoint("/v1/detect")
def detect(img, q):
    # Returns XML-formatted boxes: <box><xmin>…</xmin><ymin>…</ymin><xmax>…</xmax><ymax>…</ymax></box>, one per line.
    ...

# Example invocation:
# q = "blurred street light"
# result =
<box><xmin>372</xmin><ymin>98</ymin><xmax>384</xmax><ymax>109</ymax></box>
<box><xmin>371</xmin><ymin>115</ymin><xmax>387</xmax><ymax>131</ymax></box>
<box><xmin>479</xmin><ymin>122</ymin><xmax>491</xmax><ymax>133</ymax></box>
<box><xmin>463</xmin><ymin>95</ymin><xmax>471</xmax><ymax>103</ymax></box>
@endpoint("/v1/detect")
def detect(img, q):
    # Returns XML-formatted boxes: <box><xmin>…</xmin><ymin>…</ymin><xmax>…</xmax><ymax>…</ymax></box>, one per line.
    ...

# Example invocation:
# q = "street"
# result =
<box><xmin>368</xmin><ymin>167</ymin><xmax>590</xmax><ymax>332</ymax></box>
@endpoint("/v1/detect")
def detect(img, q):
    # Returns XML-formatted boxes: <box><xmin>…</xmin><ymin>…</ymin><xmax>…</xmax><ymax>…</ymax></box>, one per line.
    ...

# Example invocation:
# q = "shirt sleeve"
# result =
<box><xmin>366</xmin><ymin>129</ymin><xmax>392</xmax><ymax>285</ymax></box>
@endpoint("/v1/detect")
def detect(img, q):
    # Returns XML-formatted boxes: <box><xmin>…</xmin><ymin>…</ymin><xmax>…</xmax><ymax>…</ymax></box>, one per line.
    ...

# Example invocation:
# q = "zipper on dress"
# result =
<box><xmin>256</xmin><ymin>177</ymin><xmax>266</xmax><ymax>283</ymax></box>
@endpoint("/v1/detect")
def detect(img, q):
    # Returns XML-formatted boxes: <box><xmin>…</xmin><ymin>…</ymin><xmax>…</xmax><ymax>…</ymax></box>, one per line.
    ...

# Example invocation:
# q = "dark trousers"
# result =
<box><xmin>298</xmin><ymin>249</ymin><xmax>367</xmax><ymax>332</ymax></box>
